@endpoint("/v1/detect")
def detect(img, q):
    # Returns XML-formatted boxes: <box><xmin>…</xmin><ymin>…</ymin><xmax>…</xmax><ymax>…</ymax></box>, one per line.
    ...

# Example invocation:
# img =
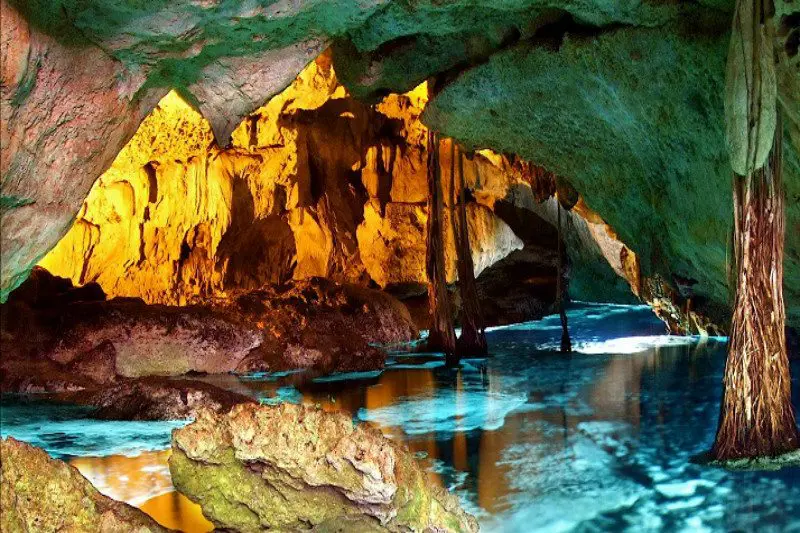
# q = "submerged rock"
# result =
<box><xmin>0</xmin><ymin>437</ymin><xmax>168</xmax><ymax>532</ymax></box>
<box><xmin>696</xmin><ymin>449</ymin><xmax>800</xmax><ymax>472</ymax></box>
<box><xmin>169</xmin><ymin>403</ymin><xmax>479</xmax><ymax>532</ymax></box>
<box><xmin>86</xmin><ymin>377</ymin><xmax>255</xmax><ymax>421</ymax></box>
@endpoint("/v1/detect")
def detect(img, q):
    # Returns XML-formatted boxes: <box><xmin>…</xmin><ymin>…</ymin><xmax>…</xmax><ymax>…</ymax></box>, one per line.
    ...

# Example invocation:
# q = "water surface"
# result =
<box><xmin>2</xmin><ymin>303</ymin><xmax>798</xmax><ymax>532</ymax></box>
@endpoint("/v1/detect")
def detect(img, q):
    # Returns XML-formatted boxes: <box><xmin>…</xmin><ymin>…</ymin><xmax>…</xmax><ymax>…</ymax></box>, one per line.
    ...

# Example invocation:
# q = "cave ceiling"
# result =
<box><xmin>3</xmin><ymin>0</ymin><xmax>800</xmax><ymax>329</ymax></box>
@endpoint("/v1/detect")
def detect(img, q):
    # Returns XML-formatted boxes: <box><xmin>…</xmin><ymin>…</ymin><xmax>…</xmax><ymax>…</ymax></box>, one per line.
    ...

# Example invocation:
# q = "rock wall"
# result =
<box><xmin>1</xmin><ymin>0</ymin><xmax>379</xmax><ymax>301</ymax></box>
<box><xmin>37</xmin><ymin>55</ymin><xmax>574</xmax><ymax>316</ymax></box>
<box><xmin>3</xmin><ymin>0</ymin><xmax>761</xmax><ymax>334</ymax></box>
<box><xmin>421</xmin><ymin>4</ymin><xmax>800</xmax><ymax>330</ymax></box>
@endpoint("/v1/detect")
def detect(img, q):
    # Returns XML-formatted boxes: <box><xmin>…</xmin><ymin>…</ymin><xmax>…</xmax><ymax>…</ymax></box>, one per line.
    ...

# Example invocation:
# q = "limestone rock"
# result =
<box><xmin>169</xmin><ymin>403</ymin><xmax>479</xmax><ymax>532</ymax></box>
<box><xmin>45</xmin><ymin>299</ymin><xmax>264</xmax><ymax>378</ymax></box>
<box><xmin>333</xmin><ymin>0</ymin><xmax>717</xmax><ymax>100</ymax></box>
<box><xmin>357</xmin><ymin>200</ymin><xmax>428</xmax><ymax>288</ymax></box>
<box><xmin>425</xmin><ymin>9</ymin><xmax>800</xmax><ymax>329</ymax></box>
<box><xmin>38</xmin><ymin>57</ymin><xmax>529</xmax><ymax>316</ymax></box>
<box><xmin>0</xmin><ymin>356</ymin><xmax>96</xmax><ymax>395</ymax></box>
<box><xmin>0</xmin><ymin>437</ymin><xmax>168</xmax><ymax>532</ymax></box>
<box><xmin>0</xmin><ymin>0</ymin><xmax>164</xmax><ymax>301</ymax></box>
<box><xmin>0</xmin><ymin>0</ymin><xmax>389</xmax><ymax>302</ymax></box>
<box><xmin>230</xmin><ymin>279</ymin><xmax>418</xmax><ymax>374</ymax></box>
<box><xmin>189</xmin><ymin>40</ymin><xmax>328</xmax><ymax>144</ymax></box>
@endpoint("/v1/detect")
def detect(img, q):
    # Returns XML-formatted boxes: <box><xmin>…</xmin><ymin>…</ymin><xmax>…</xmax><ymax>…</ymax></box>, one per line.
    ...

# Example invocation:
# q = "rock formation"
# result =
<box><xmin>0</xmin><ymin>0</ymin><xmax>165</xmax><ymax>302</ymax></box>
<box><xmin>33</xmin><ymin>54</ymin><xmax>642</xmax><ymax>330</ymax></box>
<box><xmin>169</xmin><ymin>403</ymin><xmax>479</xmax><ymax>532</ymax></box>
<box><xmin>87</xmin><ymin>377</ymin><xmax>256</xmax><ymax>422</ymax></box>
<box><xmin>1</xmin><ymin>269</ymin><xmax>418</xmax><ymax>391</ymax></box>
<box><xmin>6</xmin><ymin>0</ymin><xmax>795</xmax><ymax>334</ymax></box>
<box><xmin>421</xmin><ymin>3</ymin><xmax>800</xmax><ymax>330</ymax></box>
<box><xmin>0</xmin><ymin>0</ymin><xmax>394</xmax><ymax>302</ymax></box>
<box><xmin>37</xmin><ymin>58</ymin><xmax>530</xmax><ymax>312</ymax></box>
<box><xmin>0</xmin><ymin>437</ymin><xmax>168</xmax><ymax>532</ymax></box>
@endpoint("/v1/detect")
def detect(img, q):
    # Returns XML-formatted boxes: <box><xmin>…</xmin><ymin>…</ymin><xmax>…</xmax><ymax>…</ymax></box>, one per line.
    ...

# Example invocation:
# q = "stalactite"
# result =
<box><xmin>451</xmin><ymin>144</ymin><xmax>488</xmax><ymax>356</ymax></box>
<box><xmin>556</xmin><ymin>200</ymin><xmax>572</xmax><ymax>354</ymax></box>
<box><xmin>712</xmin><ymin>0</ymin><xmax>799</xmax><ymax>460</ymax></box>
<box><xmin>425</xmin><ymin>131</ymin><xmax>457</xmax><ymax>362</ymax></box>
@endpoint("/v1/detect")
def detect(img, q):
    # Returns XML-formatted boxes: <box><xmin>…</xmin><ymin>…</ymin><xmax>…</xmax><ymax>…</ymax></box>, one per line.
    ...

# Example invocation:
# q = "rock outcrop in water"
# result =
<box><xmin>1</xmin><ymin>269</ymin><xmax>417</xmax><ymax>392</ymax></box>
<box><xmin>169</xmin><ymin>403</ymin><xmax>479</xmax><ymax>532</ymax></box>
<box><xmin>87</xmin><ymin>377</ymin><xmax>255</xmax><ymax>421</ymax></box>
<box><xmin>0</xmin><ymin>437</ymin><xmax>168</xmax><ymax>532</ymax></box>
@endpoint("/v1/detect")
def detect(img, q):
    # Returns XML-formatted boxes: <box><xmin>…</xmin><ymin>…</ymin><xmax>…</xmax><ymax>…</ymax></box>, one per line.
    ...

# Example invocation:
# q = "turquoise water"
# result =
<box><xmin>2</xmin><ymin>303</ymin><xmax>799</xmax><ymax>532</ymax></box>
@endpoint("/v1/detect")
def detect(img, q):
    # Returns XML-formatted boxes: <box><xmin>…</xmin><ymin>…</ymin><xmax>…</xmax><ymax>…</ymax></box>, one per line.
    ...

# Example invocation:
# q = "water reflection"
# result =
<box><xmin>2</xmin><ymin>303</ymin><xmax>798</xmax><ymax>532</ymax></box>
<box><xmin>68</xmin><ymin>452</ymin><xmax>213</xmax><ymax>532</ymax></box>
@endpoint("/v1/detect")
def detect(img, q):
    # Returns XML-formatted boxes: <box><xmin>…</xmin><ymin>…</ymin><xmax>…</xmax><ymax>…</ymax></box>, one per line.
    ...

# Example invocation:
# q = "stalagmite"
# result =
<box><xmin>425</xmin><ymin>131</ymin><xmax>457</xmax><ymax>362</ymax></box>
<box><xmin>556</xmin><ymin>200</ymin><xmax>572</xmax><ymax>354</ymax></box>
<box><xmin>712</xmin><ymin>0</ymin><xmax>799</xmax><ymax>461</ymax></box>
<box><xmin>451</xmin><ymin>144</ymin><xmax>488</xmax><ymax>356</ymax></box>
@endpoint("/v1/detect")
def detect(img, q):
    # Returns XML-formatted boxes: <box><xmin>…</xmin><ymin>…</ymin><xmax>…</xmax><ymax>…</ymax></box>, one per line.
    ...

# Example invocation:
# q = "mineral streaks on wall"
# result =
<box><xmin>39</xmin><ymin>50</ymin><xmax>653</xmax><ymax>326</ymax></box>
<box><xmin>39</xmin><ymin>55</ymin><xmax>528</xmax><ymax>305</ymax></box>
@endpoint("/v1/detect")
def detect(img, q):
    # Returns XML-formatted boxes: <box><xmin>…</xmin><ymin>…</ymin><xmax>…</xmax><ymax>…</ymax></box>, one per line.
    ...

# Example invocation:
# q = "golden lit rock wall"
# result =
<box><xmin>40</xmin><ymin>54</ymin><xmax>529</xmax><ymax>304</ymax></box>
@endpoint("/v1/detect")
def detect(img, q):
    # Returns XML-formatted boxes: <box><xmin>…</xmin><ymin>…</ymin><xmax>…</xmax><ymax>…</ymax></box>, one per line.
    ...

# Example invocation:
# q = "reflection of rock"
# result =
<box><xmin>169</xmin><ymin>403</ymin><xmax>479</xmax><ymax>532</ymax></box>
<box><xmin>0</xmin><ymin>437</ymin><xmax>168</xmax><ymax>532</ymax></box>
<box><xmin>1</xmin><ymin>270</ymin><xmax>417</xmax><ymax>387</ymax></box>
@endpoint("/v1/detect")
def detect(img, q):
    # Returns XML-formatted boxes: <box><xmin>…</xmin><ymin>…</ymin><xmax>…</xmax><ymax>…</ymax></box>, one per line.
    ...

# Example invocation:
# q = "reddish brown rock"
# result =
<box><xmin>0</xmin><ymin>356</ymin><xmax>96</xmax><ymax>395</ymax></box>
<box><xmin>86</xmin><ymin>377</ymin><xmax>255</xmax><ymax>421</ymax></box>
<box><xmin>229</xmin><ymin>278</ymin><xmax>418</xmax><ymax>374</ymax></box>
<box><xmin>1</xmin><ymin>270</ymin><xmax>418</xmax><ymax>387</ymax></box>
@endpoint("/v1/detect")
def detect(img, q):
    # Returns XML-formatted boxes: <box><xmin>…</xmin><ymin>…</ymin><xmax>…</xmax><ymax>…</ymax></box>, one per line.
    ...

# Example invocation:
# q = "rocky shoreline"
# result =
<box><xmin>1</xmin><ymin>402</ymin><xmax>479</xmax><ymax>533</ymax></box>
<box><xmin>0</xmin><ymin>269</ymin><xmax>417</xmax><ymax>419</ymax></box>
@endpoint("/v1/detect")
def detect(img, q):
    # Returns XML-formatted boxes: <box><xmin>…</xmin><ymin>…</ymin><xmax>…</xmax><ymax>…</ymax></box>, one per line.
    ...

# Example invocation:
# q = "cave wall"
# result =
<box><xmin>0</xmin><ymin>0</ymin><xmax>735</xmax><ymax>303</ymax></box>
<box><xmin>5</xmin><ymin>0</ymin><xmax>786</xmax><ymax>333</ymax></box>
<box><xmin>421</xmin><ymin>4</ymin><xmax>800</xmax><ymax>329</ymax></box>
<box><xmin>38</xmin><ymin>56</ymin><xmax>547</xmax><ymax>307</ymax></box>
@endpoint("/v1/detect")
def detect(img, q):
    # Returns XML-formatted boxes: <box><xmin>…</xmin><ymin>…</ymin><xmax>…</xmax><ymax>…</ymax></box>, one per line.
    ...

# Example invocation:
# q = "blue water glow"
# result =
<box><xmin>1</xmin><ymin>302</ymin><xmax>797</xmax><ymax>533</ymax></box>
<box><xmin>0</xmin><ymin>398</ymin><xmax>186</xmax><ymax>458</ymax></box>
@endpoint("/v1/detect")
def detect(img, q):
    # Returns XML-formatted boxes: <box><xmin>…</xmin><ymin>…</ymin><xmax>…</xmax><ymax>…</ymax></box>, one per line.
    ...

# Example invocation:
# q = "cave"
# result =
<box><xmin>1</xmin><ymin>1</ymin><xmax>799</xmax><ymax>532</ymax></box>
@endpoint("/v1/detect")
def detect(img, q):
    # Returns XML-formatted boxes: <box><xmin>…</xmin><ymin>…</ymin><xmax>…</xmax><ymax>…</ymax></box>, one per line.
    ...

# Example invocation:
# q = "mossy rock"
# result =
<box><xmin>424</xmin><ymin>7</ymin><xmax>800</xmax><ymax>328</ymax></box>
<box><xmin>169</xmin><ymin>403</ymin><xmax>478</xmax><ymax>532</ymax></box>
<box><xmin>0</xmin><ymin>437</ymin><xmax>167</xmax><ymax>532</ymax></box>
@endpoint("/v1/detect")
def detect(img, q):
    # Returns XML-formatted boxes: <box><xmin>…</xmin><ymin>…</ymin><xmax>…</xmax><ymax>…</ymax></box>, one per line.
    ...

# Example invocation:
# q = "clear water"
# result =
<box><xmin>2</xmin><ymin>303</ymin><xmax>799</xmax><ymax>532</ymax></box>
